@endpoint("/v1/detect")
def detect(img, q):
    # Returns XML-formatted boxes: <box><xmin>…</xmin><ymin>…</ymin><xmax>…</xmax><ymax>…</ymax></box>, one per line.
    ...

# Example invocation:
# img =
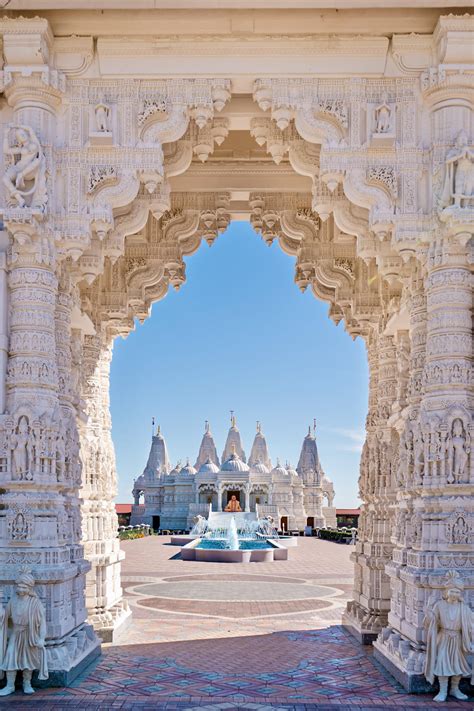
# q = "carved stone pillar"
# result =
<box><xmin>344</xmin><ymin>330</ymin><xmax>398</xmax><ymax>643</ymax></box>
<box><xmin>374</xmin><ymin>242</ymin><xmax>473</xmax><ymax>691</ymax></box>
<box><xmin>80</xmin><ymin>334</ymin><xmax>131</xmax><ymax>642</ymax></box>
<box><xmin>0</xmin><ymin>225</ymin><xmax>100</xmax><ymax>684</ymax></box>
<box><xmin>0</xmin><ymin>19</ymin><xmax>100</xmax><ymax>682</ymax></box>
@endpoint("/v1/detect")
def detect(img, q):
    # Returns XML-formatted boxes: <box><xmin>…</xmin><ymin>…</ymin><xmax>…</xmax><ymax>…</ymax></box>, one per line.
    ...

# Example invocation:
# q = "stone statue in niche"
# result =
<box><xmin>0</xmin><ymin>572</ymin><xmax>48</xmax><ymax>695</ymax></box>
<box><xmin>94</xmin><ymin>103</ymin><xmax>111</xmax><ymax>133</ymax></box>
<box><xmin>90</xmin><ymin>103</ymin><xmax>113</xmax><ymax>146</ymax></box>
<box><xmin>440</xmin><ymin>131</ymin><xmax>474</xmax><ymax>209</ymax></box>
<box><xmin>11</xmin><ymin>417</ymin><xmax>31</xmax><ymax>480</ymax></box>
<box><xmin>424</xmin><ymin>571</ymin><xmax>473</xmax><ymax>702</ymax></box>
<box><xmin>3</xmin><ymin>125</ymin><xmax>47</xmax><ymax>210</ymax></box>
<box><xmin>374</xmin><ymin>94</ymin><xmax>392</xmax><ymax>134</ymax></box>
<box><xmin>447</xmin><ymin>419</ymin><xmax>469</xmax><ymax>484</ymax></box>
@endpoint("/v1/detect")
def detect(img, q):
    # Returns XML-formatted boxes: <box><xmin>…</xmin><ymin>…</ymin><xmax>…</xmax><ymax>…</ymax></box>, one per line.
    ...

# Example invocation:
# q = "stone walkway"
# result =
<box><xmin>0</xmin><ymin>536</ymin><xmax>472</xmax><ymax>709</ymax></box>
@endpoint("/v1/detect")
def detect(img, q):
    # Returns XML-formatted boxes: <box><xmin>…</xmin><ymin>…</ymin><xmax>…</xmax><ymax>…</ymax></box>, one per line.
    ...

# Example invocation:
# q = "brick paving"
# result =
<box><xmin>0</xmin><ymin>536</ymin><xmax>472</xmax><ymax>709</ymax></box>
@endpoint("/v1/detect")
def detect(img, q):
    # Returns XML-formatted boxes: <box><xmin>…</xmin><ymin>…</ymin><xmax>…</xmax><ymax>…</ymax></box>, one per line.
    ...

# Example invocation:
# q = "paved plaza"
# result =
<box><xmin>0</xmin><ymin>536</ymin><xmax>472</xmax><ymax>710</ymax></box>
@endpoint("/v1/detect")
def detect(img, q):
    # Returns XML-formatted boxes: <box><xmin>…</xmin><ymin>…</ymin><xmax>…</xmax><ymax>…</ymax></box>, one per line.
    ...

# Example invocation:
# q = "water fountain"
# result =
<box><xmin>179</xmin><ymin>509</ymin><xmax>291</xmax><ymax>562</ymax></box>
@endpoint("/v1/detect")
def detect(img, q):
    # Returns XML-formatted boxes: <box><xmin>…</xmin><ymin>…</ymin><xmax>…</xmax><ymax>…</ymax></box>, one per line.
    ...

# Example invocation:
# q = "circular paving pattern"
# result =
<box><xmin>138</xmin><ymin>597</ymin><xmax>331</xmax><ymax>618</ymax></box>
<box><xmin>135</xmin><ymin>580</ymin><xmax>336</xmax><ymax>601</ymax></box>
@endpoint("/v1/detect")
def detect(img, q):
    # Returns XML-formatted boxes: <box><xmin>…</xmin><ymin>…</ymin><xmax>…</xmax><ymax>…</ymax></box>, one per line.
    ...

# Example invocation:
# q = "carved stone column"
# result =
<box><xmin>344</xmin><ymin>329</ymin><xmax>398</xmax><ymax>643</ymax></box>
<box><xmin>374</xmin><ymin>241</ymin><xmax>473</xmax><ymax>690</ymax></box>
<box><xmin>0</xmin><ymin>223</ymin><xmax>100</xmax><ymax>683</ymax></box>
<box><xmin>0</xmin><ymin>18</ymin><xmax>100</xmax><ymax>683</ymax></box>
<box><xmin>80</xmin><ymin>334</ymin><xmax>130</xmax><ymax>642</ymax></box>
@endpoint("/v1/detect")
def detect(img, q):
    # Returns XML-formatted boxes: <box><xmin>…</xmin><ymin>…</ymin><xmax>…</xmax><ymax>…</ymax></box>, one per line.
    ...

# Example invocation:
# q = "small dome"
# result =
<box><xmin>271</xmin><ymin>459</ymin><xmax>288</xmax><ymax>477</ymax></box>
<box><xmin>286</xmin><ymin>463</ymin><xmax>298</xmax><ymax>477</ymax></box>
<box><xmin>221</xmin><ymin>452</ymin><xmax>250</xmax><ymax>472</ymax></box>
<box><xmin>198</xmin><ymin>457</ymin><xmax>220</xmax><ymax>474</ymax></box>
<box><xmin>169</xmin><ymin>461</ymin><xmax>181</xmax><ymax>477</ymax></box>
<box><xmin>180</xmin><ymin>459</ymin><xmax>197</xmax><ymax>476</ymax></box>
<box><xmin>134</xmin><ymin>473</ymin><xmax>145</xmax><ymax>486</ymax></box>
<box><xmin>251</xmin><ymin>459</ymin><xmax>270</xmax><ymax>474</ymax></box>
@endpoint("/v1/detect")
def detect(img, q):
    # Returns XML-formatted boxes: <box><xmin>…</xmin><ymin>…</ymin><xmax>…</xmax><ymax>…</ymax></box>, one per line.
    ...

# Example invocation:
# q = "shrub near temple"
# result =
<box><xmin>118</xmin><ymin>525</ymin><xmax>152</xmax><ymax>540</ymax></box>
<box><xmin>318</xmin><ymin>527</ymin><xmax>356</xmax><ymax>544</ymax></box>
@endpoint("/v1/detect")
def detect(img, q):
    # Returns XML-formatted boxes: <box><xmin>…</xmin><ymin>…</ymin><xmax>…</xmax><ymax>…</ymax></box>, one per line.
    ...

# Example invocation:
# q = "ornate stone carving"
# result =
<box><xmin>3</xmin><ymin>125</ymin><xmax>47</xmax><ymax>211</ymax></box>
<box><xmin>88</xmin><ymin>166</ymin><xmax>117</xmax><ymax>194</ymax></box>
<box><xmin>7</xmin><ymin>505</ymin><xmax>33</xmax><ymax>541</ymax></box>
<box><xmin>446</xmin><ymin>512</ymin><xmax>473</xmax><ymax>546</ymax></box>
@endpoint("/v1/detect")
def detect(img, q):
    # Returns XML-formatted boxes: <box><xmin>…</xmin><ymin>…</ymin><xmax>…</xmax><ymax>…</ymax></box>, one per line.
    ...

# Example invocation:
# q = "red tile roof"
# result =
<box><xmin>116</xmin><ymin>504</ymin><xmax>132</xmax><ymax>514</ymax></box>
<box><xmin>336</xmin><ymin>508</ymin><xmax>360</xmax><ymax>515</ymax></box>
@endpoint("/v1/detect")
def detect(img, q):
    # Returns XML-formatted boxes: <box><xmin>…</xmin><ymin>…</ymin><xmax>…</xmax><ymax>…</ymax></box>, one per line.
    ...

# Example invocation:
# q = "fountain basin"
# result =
<box><xmin>170</xmin><ymin>534</ymin><xmax>199</xmax><ymax>546</ymax></box>
<box><xmin>181</xmin><ymin>537</ymin><xmax>288</xmax><ymax>563</ymax></box>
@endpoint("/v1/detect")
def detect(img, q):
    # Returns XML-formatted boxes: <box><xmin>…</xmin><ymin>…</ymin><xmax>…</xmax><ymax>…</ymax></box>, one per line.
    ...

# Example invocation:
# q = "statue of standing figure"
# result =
<box><xmin>11</xmin><ymin>417</ymin><xmax>30</xmax><ymax>480</ymax></box>
<box><xmin>439</xmin><ymin>130</ymin><xmax>474</xmax><ymax>209</ymax></box>
<box><xmin>374</xmin><ymin>93</ymin><xmax>392</xmax><ymax>134</ymax></box>
<box><xmin>447</xmin><ymin>419</ymin><xmax>470</xmax><ymax>484</ymax></box>
<box><xmin>424</xmin><ymin>571</ymin><xmax>473</xmax><ymax>702</ymax></box>
<box><xmin>0</xmin><ymin>572</ymin><xmax>48</xmax><ymax>696</ymax></box>
<box><xmin>94</xmin><ymin>103</ymin><xmax>110</xmax><ymax>133</ymax></box>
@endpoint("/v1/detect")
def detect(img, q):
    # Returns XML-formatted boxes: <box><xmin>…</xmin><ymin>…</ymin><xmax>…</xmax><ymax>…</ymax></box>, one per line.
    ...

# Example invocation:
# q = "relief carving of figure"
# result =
<box><xmin>424</xmin><ymin>571</ymin><xmax>473</xmax><ymax>702</ymax></box>
<box><xmin>447</xmin><ymin>419</ymin><xmax>469</xmax><ymax>484</ymax></box>
<box><xmin>450</xmin><ymin>515</ymin><xmax>470</xmax><ymax>545</ymax></box>
<box><xmin>413</xmin><ymin>430</ymin><xmax>425</xmax><ymax>485</ymax></box>
<box><xmin>11</xmin><ymin>417</ymin><xmax>30</xmax><ymax>480</ymax></box>
<box><xmin>10</xmin><ymin>512</ymin><xmax>29</xmax><ymax>541</ymax></box>
<box><xmin>3</xmin><ymin>125</ymin><xmax>47</xmax><ymax>210</ymax></box>
<box><xmin>94</xmin><ymin>103</ymin><xmax>110</xmax><ymax>132</ymax></box>
<box><xmin>0</xmin><ymin>572</ymin><xmax>48</xmax><ymax>696</ymax></box>
<box><xmin>439</xmin><ymin>130</ymin><xmax>474</xmax><ymax>209</ymax></box>
<box><xmin>374</xmin><ymin>94</ymin><xmax>392</xmax><ymax>134</ymax></box>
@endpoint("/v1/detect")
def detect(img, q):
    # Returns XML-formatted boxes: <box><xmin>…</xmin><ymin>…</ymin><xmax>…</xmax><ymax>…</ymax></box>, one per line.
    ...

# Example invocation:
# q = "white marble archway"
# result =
<box><xmin>0</xmin><ymin>12</ymin><xmax>472</xmax><ymax>692</ymax></box>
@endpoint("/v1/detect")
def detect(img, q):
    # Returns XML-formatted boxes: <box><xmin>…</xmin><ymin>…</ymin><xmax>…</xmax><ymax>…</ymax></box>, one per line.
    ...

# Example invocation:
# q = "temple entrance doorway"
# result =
<box><xmin>307</xmin><ymin>517</ymin><xmax>315</xmax><ymax>528</ymax></box>
<box><xmin>280</xmin><ymin>516</ymin><xmax>289</xmax><ymax>533</ymax></box>
<box><xmin>152</xmin><ymin>516</ymin><xmax>161</xmax><ymax>532</ymax></box>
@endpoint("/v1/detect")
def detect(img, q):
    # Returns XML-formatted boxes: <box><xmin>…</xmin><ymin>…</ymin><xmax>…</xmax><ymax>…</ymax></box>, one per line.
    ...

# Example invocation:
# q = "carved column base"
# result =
<box><xmin>37</xmin><ymin>623</ymin><xmax>101</xmax><ymax>687</ymax></box>
<box><xmin>84</xmin><ymin>540</ymin><xmax>131</xmax><ymax>642</ymax></box>
<box><xmin>373</xmin><ymin>628</ymin><xmax>432</xmax><ymax>693</ymax></box>
<box><xmin>89</xmin><ymin>600</ymin><xmax>132</xmax><ymax>643</ymax></box>
<box><xmin>342</xmin><ymin>600</ymin><xmax>387</xmax><ymax>644</ymax></box>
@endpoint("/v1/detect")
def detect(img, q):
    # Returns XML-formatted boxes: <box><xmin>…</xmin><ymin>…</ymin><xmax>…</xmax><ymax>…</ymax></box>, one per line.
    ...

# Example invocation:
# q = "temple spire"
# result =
<box><xmin>297</xmin><ymin>425</ymin><xmax>321</xmax><ymax>481</ymax></box>
<box><xmin>144</xmin><ymin>422</ymin><xmax>170</xmax><ymax>479</ymax></box>
<box><xmin>249</xmin><ymin>420</ymin><xmax>272</xmax><ymax>469</ymax></box>
<box><xmin>222</xmin><ymin>413</ymin><xmax>246</xmax><ymax>463</ymax></box>
<box><xmin>194</xmin><ymin>420</ymin><xmax>220</xmax><ymax>469</ymax></box>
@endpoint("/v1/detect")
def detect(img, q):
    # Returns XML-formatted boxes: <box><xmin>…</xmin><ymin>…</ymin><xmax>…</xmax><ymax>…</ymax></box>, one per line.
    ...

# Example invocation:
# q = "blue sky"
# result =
<box><xmin>110</xmin><ymin>221</ymin><xmax>368</xmax><ymax>507</ymax></box>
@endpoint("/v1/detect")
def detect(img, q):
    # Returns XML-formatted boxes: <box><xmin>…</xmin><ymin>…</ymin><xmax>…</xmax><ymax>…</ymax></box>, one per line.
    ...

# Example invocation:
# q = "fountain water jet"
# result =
<box><xmin>226</xmin><ymin>517</ymin><xmax>239</xmax><ymax>550</ymax></box>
